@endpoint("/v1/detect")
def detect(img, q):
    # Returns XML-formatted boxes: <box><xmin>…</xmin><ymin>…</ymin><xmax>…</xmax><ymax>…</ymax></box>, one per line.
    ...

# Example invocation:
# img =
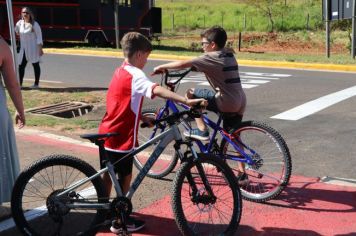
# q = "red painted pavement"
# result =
<box><xmin>17</xmin><ymin>132</ymin><xmax>98</xmax><ymax>155</ymax></box>
<box><xmin>98</xmin><ymin>175</ymin><xmax>356</xmax><ymax>236</ymax></box>
<box><xmin>17</xmin><ymin>132</ymin><xmax>356</xmax><ymax>235</ymax></box>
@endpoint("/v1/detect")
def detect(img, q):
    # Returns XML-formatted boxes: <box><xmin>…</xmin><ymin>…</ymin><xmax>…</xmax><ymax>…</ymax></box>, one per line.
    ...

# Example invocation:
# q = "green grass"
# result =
<box><xmin>148</xmin><ymin>30</ymin><xmax>355</xmax><ymax>65</ymax></box>
<box><xmin>6</xmin><ymin>89</ymin><xmax>105</xmax><ymax>131</ymax></box>
<box><xmin>156</xmin><ymin>0</ymin><xmax>323</xmax><ymax>33</ymax></box>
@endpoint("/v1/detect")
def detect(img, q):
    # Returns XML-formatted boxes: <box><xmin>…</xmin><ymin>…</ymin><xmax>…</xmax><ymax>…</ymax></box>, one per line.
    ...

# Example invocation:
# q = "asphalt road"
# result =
<box><xmin>23</xmin><ymin>53</ymin><xmax>356</xmax><ymax>180</ymax></box>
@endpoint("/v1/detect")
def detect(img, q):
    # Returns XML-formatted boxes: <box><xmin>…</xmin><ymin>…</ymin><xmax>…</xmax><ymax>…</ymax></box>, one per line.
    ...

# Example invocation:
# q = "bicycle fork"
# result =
<box><xmin>175</xmin><ymin>140</ymin><xmax>217</xmax><ymax>205</ymax></box>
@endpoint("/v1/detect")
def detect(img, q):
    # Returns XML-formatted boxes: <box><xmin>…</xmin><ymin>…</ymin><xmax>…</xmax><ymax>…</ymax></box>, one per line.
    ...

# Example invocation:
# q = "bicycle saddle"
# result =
<box><xmin>80</xmin><ymin>133</ymin><xmax>119</xmax><ymax>143</ymax></box>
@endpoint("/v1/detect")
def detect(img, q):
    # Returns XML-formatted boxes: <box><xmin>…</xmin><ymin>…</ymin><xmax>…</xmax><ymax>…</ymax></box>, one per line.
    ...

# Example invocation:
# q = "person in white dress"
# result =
<box><xmin>15</xmin><ymin>7</ymin><xmax>43</xmax><ymax>88</ymax></box>
<box><xmin>0</xmin><ymin>35</ymin><xmax>25</xmax><ymax>204</ymax></box>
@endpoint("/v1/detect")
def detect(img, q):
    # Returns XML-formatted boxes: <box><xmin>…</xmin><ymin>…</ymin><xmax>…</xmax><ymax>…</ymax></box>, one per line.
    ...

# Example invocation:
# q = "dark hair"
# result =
<box><xmin>120</xmin><ymin>32</ymin><xmax>152</xmax><ymax>58</ymax></box>
<box><xmin>200</xmin><ymin>26</ymin><xmax>227</xmax><ymax>49</ymax></box>
<box><xmin>22</xmin><ymin>7</ymin><xmax>35</xmax><ymax>25</ymax></box>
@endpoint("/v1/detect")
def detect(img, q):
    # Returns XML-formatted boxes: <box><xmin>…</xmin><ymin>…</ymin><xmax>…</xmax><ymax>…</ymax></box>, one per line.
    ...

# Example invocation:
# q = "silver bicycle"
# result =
<box><xmin>11</xmin><ymin>108</ymin><xmax>242</xmax><ymax>236</ymax></box>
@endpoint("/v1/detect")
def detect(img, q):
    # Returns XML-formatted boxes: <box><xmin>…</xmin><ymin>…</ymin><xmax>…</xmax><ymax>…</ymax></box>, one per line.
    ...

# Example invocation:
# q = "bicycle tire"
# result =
<box><xmin>220</xmin><ymin>120</ymin><xmax>292</xmax><ymax>202</ymax></box>
<box><xmin>134</xmin><ymin>106</ymin><xmax>179</xmax><ymax>179</ymax></box>
<box><xmin>11</xmin><ymin>154</ymin><xmax>108</xmax><ymax>236</ymax></box>
<box><xmin>172</xmin><ymin>153</ymin><xmax>242</xmax><ymax>236</ymax></box>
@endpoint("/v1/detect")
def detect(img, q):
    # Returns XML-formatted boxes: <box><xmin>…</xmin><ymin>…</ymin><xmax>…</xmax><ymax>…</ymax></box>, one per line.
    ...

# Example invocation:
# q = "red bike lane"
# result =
<box><xmin>14</xmin><ymin>130</ymin><xmax>356</xmax><ymax>236</ymax></box>
<box><xmin>96</xmin><ymin>174</ymin><xmax>356</xmax><ymax>236</ymax></box>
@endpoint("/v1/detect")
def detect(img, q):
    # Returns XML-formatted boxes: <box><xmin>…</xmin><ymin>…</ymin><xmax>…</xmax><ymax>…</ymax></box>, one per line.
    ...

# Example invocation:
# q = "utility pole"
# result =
<box><xmin>6</xmin><ymin>0</ymin><xmax>20</xmax><ymax>82</ymax></box>
<box><xmin>114</xmin><ymin>0</ymin><xmax>120</xmax><ymax>49</ymax></box>
<box><xmin>352</xmin><ymin>0</ymin><xmax>356</xmax><ymax>59</ymax></box>
<box><xmin>325</xmin><ymin>0</ymin><xmax>330</xmax><ymax>58</ymax></box>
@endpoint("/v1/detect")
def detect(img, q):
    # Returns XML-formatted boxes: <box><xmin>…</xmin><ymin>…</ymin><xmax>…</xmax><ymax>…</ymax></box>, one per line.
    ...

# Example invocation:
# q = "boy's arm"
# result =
<box><xmin>153</xmin><ymin>59</ymin><xmax>193</xmax><ymax>75</ymax></box>
<box><xmin>152</xmin><ymin>85</ymin><xmax>206</xmax><ymax>107</ymax></box>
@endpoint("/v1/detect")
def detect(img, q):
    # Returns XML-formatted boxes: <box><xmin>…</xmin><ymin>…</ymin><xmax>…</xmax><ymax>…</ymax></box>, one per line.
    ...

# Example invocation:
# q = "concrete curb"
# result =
<box><xmin>16</xmin><ymin>128</ymin><xmax>96</xmax><ymax>148</ymax></box>
<box><xmin>44</xmin><ymin>48</ymin><xmax>356</xmax><ymax>72</ymax></box>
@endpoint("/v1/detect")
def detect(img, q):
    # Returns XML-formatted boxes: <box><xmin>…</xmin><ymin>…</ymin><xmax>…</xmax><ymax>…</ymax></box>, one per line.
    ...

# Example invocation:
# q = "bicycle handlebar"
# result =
<box><xmin>163</xmin><ymin>68</ymin><xmax>192</xmax><ymax>89</ymax></box>
<box><xmin>140</xmin><ymin>106</ymin><xmax>203</xmax><ymax>128</ymax></box>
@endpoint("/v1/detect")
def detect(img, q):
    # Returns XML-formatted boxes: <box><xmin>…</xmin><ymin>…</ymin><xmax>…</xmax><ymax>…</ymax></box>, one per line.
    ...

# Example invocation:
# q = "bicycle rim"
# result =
<box><xmin>134</xmin><ymin>107</ymin><xmax>178</xmax><ymax>179</ymax></box>
<box><xmin>221</xmin><ymin>121</ymin><xmax>292</xmax><ymax>202</ymax></box>
<box><xmin>11</xmin><ymin>155</ymin><xmax>107</xmax><ymax>236</ymax></box>
<box><xmin>172</xmin><ymin>154</ymin><xmax>241</xmax><ymax>235</ymax></box>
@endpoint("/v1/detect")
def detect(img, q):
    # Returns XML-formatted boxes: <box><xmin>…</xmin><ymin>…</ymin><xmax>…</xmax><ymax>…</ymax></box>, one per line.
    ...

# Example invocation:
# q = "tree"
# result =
<box><xmin>239</xmin><ymin>0</ymin><xmax>285</xmax><ymax>32</ymax></box>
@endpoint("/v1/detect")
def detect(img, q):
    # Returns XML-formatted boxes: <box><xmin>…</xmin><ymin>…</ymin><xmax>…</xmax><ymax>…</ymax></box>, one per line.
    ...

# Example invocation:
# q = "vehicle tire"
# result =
<box><xmin>220</xmin><ymin>120</ymin><xmax>292</xmax><ymax>202</ymax></box>
<box><xmin>11</xmin><ymin>155</ymin><xmax>108</xmax><ymax>236</ymax></box>
<box><xmin>134</xmin><ymin>106</ymin><xmax>179</xmax><ymax>179</ymax></box>
<box><xmin>88</xmin><ymin>32</ymin><xmax>107</xmax><ymax>47</ymax></box>
<box><xmin>172</xmin><ymin>153</ymin><xmax>242</xmax><ymax>235</ymax></box>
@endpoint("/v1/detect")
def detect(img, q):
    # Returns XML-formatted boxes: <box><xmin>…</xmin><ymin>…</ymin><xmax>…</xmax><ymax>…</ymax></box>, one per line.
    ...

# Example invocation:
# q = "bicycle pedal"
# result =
<box><xmin>114</xmin><ymin>228</ymin><xmax>131</xmax><ymax>236</ymax></box>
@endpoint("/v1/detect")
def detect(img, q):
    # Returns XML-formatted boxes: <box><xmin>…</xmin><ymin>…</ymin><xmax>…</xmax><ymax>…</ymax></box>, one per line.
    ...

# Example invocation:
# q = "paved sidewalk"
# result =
<box><xmin>1</xmin><ymin>128</ymin><xmax>356</xmax><ymax>235</ymax></box>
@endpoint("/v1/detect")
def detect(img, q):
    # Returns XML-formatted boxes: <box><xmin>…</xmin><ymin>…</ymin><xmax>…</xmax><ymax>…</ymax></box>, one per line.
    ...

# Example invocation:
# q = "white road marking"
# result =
<box><xmin>241</xmin><ymin>79</ymin><xmax>270</xmax><ymax>84</ymax></box>
<box><xmin>271</xmin><ymin>85</ymin><xmax>356</xmax><ymax>120</ymax></box>
<box><xmin>243</xmin><ymin>72</ymin><xmax>292</xmax><ymax>77</ymax></box>
<box><xmin>180</xmin><ymin>79</ymin><xmax>206</xmax><ymax>83</ymax></box>
<box><xmin>199</xmin><ymin>82</ymin><xmax>210</xmax><ymax>86</ymax></box>
<box><xmin>242</xmin><ymin>84</ymin><xmax>259</xmax><ymax>89</ymax></box>
<box><xmin>182</xmin><ymin>71</ymin><xmax>290</xmax><ymax>89</ymax></box>
<box><xmin>241</xmin><ymin>75</ymin><xmax>280</xmax><ymax>80</ymax></box>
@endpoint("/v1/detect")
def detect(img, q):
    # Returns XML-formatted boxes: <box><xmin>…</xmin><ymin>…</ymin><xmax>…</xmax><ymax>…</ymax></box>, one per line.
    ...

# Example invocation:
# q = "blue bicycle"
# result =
<box><xmin>135</xmin><ymin>69</ymin><xmax>292</xmax><ymax>202</ymax></box>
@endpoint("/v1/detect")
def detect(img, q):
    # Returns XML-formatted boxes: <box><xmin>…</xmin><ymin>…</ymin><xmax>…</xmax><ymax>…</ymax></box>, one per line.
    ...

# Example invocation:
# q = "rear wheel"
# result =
<box><xmin>221</xmin><ymin>120</ymin><xmax>292</xmax><ymax>202</ymax></box>
<box><xmin>172</xmin><ymin>154</ymin><xmax>242</xmax><ymax>235</ymax></box>
<box><xmin>134</xmin><ymin>107</ymin><xmax>179</xmax><ymax>179</ymax></box>
<box><xmin>11</xmin><ymin>155</ymin><xmax>108</xmax><ymax>236</ymax></box>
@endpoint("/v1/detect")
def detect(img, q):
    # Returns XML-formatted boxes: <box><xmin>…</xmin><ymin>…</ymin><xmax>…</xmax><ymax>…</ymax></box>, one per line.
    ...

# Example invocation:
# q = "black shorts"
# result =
<box><xmin>222</xmin><ymin>113</ymin><xmax>243</xmax><ymax>132</ymax></box>
<box><xmin>100</xmin><ymin>150</ymin><xmax>133</xmax><ymax>178</ymax></box>
<box><xmin>193</xmin><ymin>88</ymin><xmax>243</xmax><ymax>132</ymax></box>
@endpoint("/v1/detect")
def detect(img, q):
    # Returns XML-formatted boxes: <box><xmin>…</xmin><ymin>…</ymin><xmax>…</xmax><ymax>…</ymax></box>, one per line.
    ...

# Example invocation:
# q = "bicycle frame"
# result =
<box><xmin>153</xmin><ymin>100</ymin><xmax>257</xmax><ymax>166</ymax></box>
<box><xmin>56</xmin><ymin>124</ymin><xmax>193</xmax><ymax>210</ymax></box>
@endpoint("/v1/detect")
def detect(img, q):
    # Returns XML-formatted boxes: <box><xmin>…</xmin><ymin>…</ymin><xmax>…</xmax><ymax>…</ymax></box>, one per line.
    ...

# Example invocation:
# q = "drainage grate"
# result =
<box><xmin>26</xmin><ymin>102</ymin><xmax>94</xmax><ymax>118</ymax></box>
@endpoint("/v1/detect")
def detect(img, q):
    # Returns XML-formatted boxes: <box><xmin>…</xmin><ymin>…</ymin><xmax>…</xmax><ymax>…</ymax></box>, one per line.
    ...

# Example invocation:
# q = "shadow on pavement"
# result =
<box><xmin>97</xmin><ymin>212</ymin><xmax>322</xmax><ymax>236</ymax></box>
<box><xmin>266</xmin><ymin>177</ymin><xmax>356</xmax><ymax>213</ymax></box>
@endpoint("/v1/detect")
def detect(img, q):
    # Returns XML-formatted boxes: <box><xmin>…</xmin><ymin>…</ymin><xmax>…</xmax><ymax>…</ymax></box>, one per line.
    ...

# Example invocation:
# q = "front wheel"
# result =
<box><xmin>172</xmin><ymin>154</ymin><xmax>242</xmax><ymax>235</ymax></box>
<box><xmin>134</xmin><ymin>107</ymin><xmax>178</xmax><ymax>179</ymax></box>
<box><xmin>221</xmin><ymin>120</ymin><xmax>292</xmax><ymax>202</ymax></box>
<box><xmin>11</xmin><ymin>155</ymin><xmax>108</xmax><ymax>236</ymax></box>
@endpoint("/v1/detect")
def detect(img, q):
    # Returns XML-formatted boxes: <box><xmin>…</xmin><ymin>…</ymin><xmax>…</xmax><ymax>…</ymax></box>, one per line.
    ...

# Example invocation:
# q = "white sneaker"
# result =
<box><xmin>110</xmin><ymin>217</ymin><xmax>145</xmax><ymax>233</ymax></box>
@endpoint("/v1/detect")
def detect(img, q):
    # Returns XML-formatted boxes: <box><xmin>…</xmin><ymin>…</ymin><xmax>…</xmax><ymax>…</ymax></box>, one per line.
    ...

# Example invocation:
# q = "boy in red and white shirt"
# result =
<box><xmin>99</xmin><ymin>32</ymin><xmax>205</xmax><ymax>233</ymax></box>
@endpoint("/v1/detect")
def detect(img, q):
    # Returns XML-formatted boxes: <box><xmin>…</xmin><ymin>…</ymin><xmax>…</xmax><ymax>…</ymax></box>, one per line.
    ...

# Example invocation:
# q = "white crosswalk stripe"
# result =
<box><xmin>179</xmin><ymin>72</ymin><xmax>292</xmax><ymax>89</ymax></box>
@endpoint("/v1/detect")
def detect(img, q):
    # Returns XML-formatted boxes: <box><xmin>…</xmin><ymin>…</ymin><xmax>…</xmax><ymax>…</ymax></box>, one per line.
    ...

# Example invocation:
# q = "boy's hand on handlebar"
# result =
<box><xmin>186</xmin><ymin>98</ymin><xmax>208</xmax><ymax>108</ymax></box>
<box><xmin>151</xmin><ymin>66</ymin><xmax>166</xmax><ymax>76</ymax></box>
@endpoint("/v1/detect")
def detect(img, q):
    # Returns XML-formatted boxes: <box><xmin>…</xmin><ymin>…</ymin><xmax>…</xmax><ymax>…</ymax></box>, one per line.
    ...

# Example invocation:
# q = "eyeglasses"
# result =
<box><xmin>201</xmin><ymin>41</ymin><xmax>210</xmax><ymax>46</ymax></box>
<box><xmin>22</xmin><ymin>12</ymin><xmax>29</xmax><ymax>14</ymax></box>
